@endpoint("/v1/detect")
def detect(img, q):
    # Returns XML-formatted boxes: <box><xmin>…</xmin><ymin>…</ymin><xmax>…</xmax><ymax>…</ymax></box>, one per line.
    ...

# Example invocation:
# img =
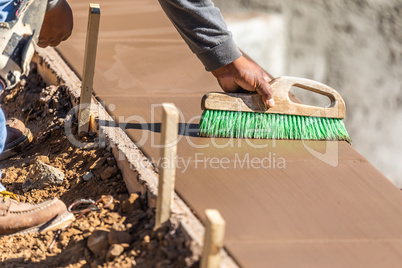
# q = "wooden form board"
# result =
<box><xmin>201</xmin><ymin>209</ymin><xmax>226</xmax><ymax>268</ymax></box>
<box><xmin>78</xmin><ymin>3</ymin><xmax>100</xmax><ymax>136</ymax></box>
<box><xmin>155</xmin><ymin>103</ymin><xmax>179</xmax><ymax>229</ymax></box>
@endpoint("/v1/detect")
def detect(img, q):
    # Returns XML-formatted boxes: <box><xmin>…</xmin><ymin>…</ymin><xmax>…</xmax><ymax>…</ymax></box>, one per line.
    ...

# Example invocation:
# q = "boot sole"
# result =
<box><xmin>0</xmin><ymin>211</ymin><xmax>75</xmax><ymax>237</ymax></box>
<box><xmin>0</xmin><ymin>126</ymin><xmax>33</xmax><ymax>161</ymax></box>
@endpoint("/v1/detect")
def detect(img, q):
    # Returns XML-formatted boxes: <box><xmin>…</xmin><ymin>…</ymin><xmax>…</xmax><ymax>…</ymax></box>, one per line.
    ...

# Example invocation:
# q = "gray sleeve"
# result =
<box><xmin>158</xmin><ymin>0</ymin><xmax>242</xmax><ymax>71</ymax></box>
<box><xmin>47</xmin><ymin>0</ymin><xmax>62</xmax><ymax>12</ymax></box>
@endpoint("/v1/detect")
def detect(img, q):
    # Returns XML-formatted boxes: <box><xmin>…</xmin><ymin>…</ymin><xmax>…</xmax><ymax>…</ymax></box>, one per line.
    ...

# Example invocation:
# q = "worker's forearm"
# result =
<box><xmin>158</xmin><ymin>0</ymin><xmax>242</xmax><ymax>71</ymax></box>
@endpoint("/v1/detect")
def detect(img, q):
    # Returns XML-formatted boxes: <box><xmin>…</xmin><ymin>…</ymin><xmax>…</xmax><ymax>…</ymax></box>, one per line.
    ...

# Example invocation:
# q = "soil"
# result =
<box><xmin>0</xmin><ymin>65</ymin><xmax>197</xmax><ymax>268</ymax></box>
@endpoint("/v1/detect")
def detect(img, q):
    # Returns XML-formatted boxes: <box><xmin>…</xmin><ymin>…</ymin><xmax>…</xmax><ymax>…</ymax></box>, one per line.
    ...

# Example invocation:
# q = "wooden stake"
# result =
<box><xmin>155</xmin><ymin>103</ymin><xmax>179</xmax><ymax>229</ymax></box>
<box><xmin>201</xmin><ymin>209</ymin><xmax>226</xmax><ymax>268</ymax></box>
<box><xmin>78</xmin><ymin>3</ymin><xmax>100</xmax><ymax>136</ymax></box>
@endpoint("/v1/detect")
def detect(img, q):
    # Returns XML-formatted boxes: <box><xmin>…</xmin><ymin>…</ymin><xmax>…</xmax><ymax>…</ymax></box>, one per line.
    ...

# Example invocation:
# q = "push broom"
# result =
<box><xmin>199</xmin><ymin>76</ymin><xmax>351</xmax><ymax>142</ymax></box>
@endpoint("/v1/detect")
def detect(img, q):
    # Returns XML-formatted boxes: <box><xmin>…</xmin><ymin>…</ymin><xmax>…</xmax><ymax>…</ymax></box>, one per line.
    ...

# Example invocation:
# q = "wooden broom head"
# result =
<box><xmin>201</xmin><ymin>76</ymin><xmax>346</xmax><ymax>119</ymax></box>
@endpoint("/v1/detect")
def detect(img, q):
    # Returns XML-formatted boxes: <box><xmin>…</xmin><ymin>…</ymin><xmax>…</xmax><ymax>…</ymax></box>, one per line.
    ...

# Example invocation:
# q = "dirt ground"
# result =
<box><xmin>0</xmin><ymin>65</ymin><xmax>197</xmax><ymax>268</ymax></box>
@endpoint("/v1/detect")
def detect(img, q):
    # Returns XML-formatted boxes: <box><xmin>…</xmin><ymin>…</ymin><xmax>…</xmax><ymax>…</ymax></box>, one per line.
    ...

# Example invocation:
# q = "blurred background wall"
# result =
<box><xmin>214</xmin><ymin>0</ymin><xmax>402</xmax><ymax>186</ymax></box>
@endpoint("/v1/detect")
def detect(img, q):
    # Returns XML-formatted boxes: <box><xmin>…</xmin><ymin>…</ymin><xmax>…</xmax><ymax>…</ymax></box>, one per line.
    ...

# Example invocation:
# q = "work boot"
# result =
<box><xmin>0</xmin><ymin>191</ymin><xmax>74</xmax><ymax>236</ymax></box>
<box><xmin>0</xmin><ymin>0</ymin><xmax>48</xmax><ymax>89</ymax></box>
<box><xmin>0</xmin><ymin>118</ymin><xmax>33</xmax><ymax>160</ymax></box>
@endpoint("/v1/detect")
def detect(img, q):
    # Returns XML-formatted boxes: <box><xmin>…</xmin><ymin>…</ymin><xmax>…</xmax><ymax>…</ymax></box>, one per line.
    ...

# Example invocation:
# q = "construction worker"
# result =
<box><xmin>158</xmin><ymin>0</ymin><xmax>275</xmax><ymax>108</ymax></box>
<box><xmin>0</xmin><ymin>0</ymin><xmax>74</xmax><ymax>236</ymax></box>
<box><xmin>0</xmin><ymin>0</ymin><xmax>274</xmax><ymax>236</ymax></box>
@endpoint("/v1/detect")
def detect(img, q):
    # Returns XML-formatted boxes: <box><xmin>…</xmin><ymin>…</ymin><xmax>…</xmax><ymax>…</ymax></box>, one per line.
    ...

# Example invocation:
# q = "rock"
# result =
<box><xmin>83</xmin><ymin>232</ymin><xmax>91</xmax><ymax>239</ymax></box>
<box><xmin>143</xmin><ymin>235</ymin><xmax>150</xmax><ymax>244</ymax></box>
<box><xmin>166</xmin><ymin>247</ymin><xmax>179</xmax><ymax>259</ymax></box>
<box><xmin>120</xmin><ymin>243</ymin><xmax>130</xmax><ymax>249</ymax></box>
<box><xmin>107</xmin><ymin>244</ymin><xmax>124</xmax><ymax>259</ymax></box>
<box><xmin>77</xmin><ymin>222</ymin><xmax>91</xmax><ymax>232</ymax></box>
<box><xmin>23</xmin><ymin>159</ymin><xmax>65</xmax><ymax>192</ymax></box>
<box><xmin>103</xmin><ymin>212</ymin><xmax>120</xmax><ymax>225</ymax></box>
<box><xmin>20</xmin><ymin>78</ymin><xmax>26</xmax><ymax>86</ymax></box>
<box><xmin>57</xmin><ymin>118</ymin><xmax>65</xmax><ymax>125</ymax></box>
<box><xmin>107</xmin><ymin>157</ymin><xmax>116</xmax><ymax>166</ymax></box>
<box><xmin>108</xmin><ymin>229</ymin><xmax>132</xmax><ymax>245</ymax></box>
<box><xmin>83</xmin><ymin>172</ymin><xmax>94</xmax><ymax>182</ymax></box>
<box><xmin>147</xmin><ymin>240</ymin><xmax>158</xmax><ymax>251</ymax></box>
<box><xmin>55</xmin><ymin>240</ymin><xmax>86</xmax><ymax>264</ymax></box>
<box><xmin>35</xmin><ymin>155</ymin><xmax>50</xmax><ymax>164</ymax></box>
<box><xmin>87</xmin><ymin>229</ymin><xmax>110</xmax><ymax>258</ymax></box>
<box><xmin>90</xmin><ymin>260</ymin><xmax>100</xmax><ymax>268</ymax></box>
<box><xmin>90</xmin><ymin>157</ymin><xmax>107</xmax><ymax>170</ymax></box>
<box><xmin>106</xmin><ymin>202</ymin><xmax>115</xmax><ymax>211</ymax></box>
<box><xmin>156</xmin><ymin>260</ymin><xmax>171</xmax><ymax>268</ymax></box>
<box><xmin>111</xmin><ymin>222</ymin><xmax>125</xmax><ymax>231</ymax></box>
<box><xmin>39</xmin><ymin>86</ymin><xmax>57</xmax><ymax>106</ymax></box>
<box><xmin>121</xmin><ymin>193</ymin><xmax>141</xmax><ymax>213</ymax></box>
<box><xmin>101</xmin><ymin>166</ymin><xmax>118</xmax><ymax>180</ymax></box>
<box><xmin>129</xmin><ymin>249</ymin><xmax>138</xmax><ymax>257</ymax></box>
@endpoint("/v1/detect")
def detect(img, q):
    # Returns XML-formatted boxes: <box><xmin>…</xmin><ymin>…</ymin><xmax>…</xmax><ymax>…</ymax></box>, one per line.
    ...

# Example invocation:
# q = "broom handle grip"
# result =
<box><xmin>201</xmin><ymin>77</ymin><xmax>346</xmax><ymax>119</ymax></box>
<box><xmin>269</xmin><ymin>76</ymin><xmax>345</xmax><ymax>118</ymax></box>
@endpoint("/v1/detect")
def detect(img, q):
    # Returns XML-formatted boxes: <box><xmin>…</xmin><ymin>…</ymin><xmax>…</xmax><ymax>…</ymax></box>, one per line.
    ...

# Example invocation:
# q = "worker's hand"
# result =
<box><xmin>211</xmin><ymin>56</ymin><xmax>275</xmax><ymax>107</ymax></box>
<box><xmin>38</xmin><ymin>0</ymin><xmax>73</xmax><ymax>47</ymax></box>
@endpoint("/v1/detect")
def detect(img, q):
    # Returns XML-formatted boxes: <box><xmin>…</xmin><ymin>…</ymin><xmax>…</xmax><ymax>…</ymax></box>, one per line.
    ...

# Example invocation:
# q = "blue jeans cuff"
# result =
<box><xmin>0</xmin><ymin>182</ymin><xmax>6</xmax><ymax>192</ymax></box>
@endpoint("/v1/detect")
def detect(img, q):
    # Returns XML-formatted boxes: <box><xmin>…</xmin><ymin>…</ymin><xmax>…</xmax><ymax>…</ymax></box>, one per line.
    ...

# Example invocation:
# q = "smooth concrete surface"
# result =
<box><xmin>213</xmin><ymin>0</ymin><xmax>402</xmax><ymax>186</ymax></box>
<box><xmin>58</xmin><ymin>0</ymin><xmax>402</xmax><ymax>267</ymax></box>
<box><xmin>283</xmin><ymin>0</ymin><xmax>402</xmax><ymax>187</ymax></box>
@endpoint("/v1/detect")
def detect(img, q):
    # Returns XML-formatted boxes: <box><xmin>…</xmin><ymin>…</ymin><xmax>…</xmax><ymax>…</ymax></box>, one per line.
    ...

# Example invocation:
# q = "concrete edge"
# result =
<box><xmin>33</xmin><ymin>46</ymin><xmax>240</xmax><ymax>268</ymax></box>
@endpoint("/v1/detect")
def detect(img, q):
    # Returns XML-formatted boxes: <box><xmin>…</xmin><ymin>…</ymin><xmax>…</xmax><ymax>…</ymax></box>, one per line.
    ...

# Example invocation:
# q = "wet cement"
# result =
<box><xmin>58</xmin><ymin>0</ymin><xmax>402</xmax><ymax>266</ymax></box>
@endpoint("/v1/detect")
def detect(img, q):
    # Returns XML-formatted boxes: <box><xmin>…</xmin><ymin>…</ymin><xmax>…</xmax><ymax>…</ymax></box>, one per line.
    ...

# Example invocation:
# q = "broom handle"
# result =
<box><xmin>201</xmin><ymin>76</ymin><xmax>346</xmax><ymax>119</ymax></box>
<box><xmin>269</xmin><ymin>76</ymin><xmax>345</xmax><ymax>118</ymax></box>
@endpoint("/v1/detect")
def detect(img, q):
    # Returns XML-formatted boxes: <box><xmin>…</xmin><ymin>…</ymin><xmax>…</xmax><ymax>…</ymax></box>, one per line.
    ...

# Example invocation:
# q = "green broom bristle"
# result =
<box><xmin>198</xmin><ymin>109</ymin><xmax>351</xmax><ymax>143</ymax></box>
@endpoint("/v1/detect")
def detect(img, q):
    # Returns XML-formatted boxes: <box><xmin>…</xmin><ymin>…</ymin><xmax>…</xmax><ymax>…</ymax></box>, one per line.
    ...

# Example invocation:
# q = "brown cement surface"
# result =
<box><xmin>59</xmin><ymin>0</ymin><xmax>402</xmax><ymax>267</ymax></box>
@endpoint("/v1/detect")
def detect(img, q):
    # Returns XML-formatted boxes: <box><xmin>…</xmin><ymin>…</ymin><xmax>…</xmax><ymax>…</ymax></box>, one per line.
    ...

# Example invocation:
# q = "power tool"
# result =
<box><xmin>0</xmin><ymin>0</ymin><xmax>47</xmax><ymax>90</ymax></box>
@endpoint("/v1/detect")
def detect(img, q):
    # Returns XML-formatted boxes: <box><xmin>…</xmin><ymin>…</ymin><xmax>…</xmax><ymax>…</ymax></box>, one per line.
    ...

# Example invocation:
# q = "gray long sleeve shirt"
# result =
<box><xmin>158</xmin><ymin>0</ymin><xmax>242</xmax><ymax>71</ymax></box>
